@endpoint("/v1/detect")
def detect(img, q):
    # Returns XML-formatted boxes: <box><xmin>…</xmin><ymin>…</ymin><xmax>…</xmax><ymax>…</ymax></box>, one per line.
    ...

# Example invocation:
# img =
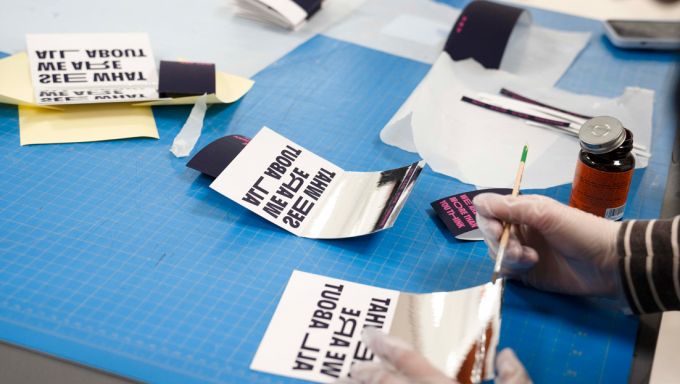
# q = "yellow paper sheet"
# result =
<box><xmin>0</xmin><ymin>52</ymin><xmax>38</xmax><ymax>106</ymax></box>
<box><xmin>134</xmin><ymin>72</ymin><xmax>254</xmax><ymax>106</ymax></box>
<box><xmin>19</xmin><ymin>103</ymin><xmax>159</xmax><ymax>145</ymax></box>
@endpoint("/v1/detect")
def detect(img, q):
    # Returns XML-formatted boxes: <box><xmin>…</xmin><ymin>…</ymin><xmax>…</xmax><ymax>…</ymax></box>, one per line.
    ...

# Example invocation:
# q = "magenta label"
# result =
<box><xmin>431</xmin><ymin>188</ymin><xmax>512</xmax><ymax>239</ymax></box>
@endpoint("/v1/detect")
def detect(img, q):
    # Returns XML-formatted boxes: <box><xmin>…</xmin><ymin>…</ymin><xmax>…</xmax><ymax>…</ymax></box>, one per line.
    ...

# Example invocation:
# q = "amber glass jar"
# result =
<box><xmin>569</xmin><ymin>116</ymin><xmax>635</xmax><ymax>220</ymax></box>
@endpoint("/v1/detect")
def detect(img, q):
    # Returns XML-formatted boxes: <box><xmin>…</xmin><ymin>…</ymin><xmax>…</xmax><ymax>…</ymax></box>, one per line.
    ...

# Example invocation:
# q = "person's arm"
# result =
<box><xmin>473</xmin><ymin>193</ymin><xmax>680</xmax><ymax>314</ymax></box>
<box><xmin>618</xmin><ymin>216</ymin><xmax>680</xmax><ymax>314</ymax></box>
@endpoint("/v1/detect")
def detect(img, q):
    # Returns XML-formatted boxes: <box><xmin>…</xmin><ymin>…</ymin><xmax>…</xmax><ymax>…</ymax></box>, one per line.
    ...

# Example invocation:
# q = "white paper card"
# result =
<box><xmin>26</xmin><ymin>33</ymin><xmax>158</xmax><ymax>105</ymax></box>
<box><xmin>210</xmin><ymin>127</ymin><xmax>424</xmax><ymax>239</ymax></box>
<box><xmin>251</xmin><ymin>271</ymin><xmax>503</xmax><ymax>383</ymax></box>
<box><xmin>251</xmin><ymin>270</ymin><xmax>400</xmax><ymax>382</ymax></box>
<box><xmin>211</xmin><ymin>127</ymin><xmax>343</xmax><ymax>237</ymax></box>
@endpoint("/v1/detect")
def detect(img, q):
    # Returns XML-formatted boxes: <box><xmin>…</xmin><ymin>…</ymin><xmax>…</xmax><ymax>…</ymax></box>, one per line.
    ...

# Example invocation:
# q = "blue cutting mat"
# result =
<box><xmin>0</xmin><ymin>3</ymin><xmax>678</xmax><ymax>383</ymax></box>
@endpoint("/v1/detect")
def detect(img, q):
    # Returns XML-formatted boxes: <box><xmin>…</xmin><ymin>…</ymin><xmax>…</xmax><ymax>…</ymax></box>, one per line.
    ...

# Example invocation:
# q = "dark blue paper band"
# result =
<box><xmin>293</xmin><ymin>0</ymin><xmax>322</xmax><ymax>18</ymax></box>
<box><xmin>187</xmin><ymin>135</ymin><xmax>250</xmax><ymax>178</ymax></box>
<box><xmin>444</xmin><ymin>0</ymin><xmax>524</xmax><ymax>69</ymax></box>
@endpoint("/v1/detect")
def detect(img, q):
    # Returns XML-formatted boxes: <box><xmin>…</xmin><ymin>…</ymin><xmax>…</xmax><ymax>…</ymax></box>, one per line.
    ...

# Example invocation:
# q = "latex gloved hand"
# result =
<box><xmin>336</xmin><ymin>328</ymin><xmax>531</xmax><ymax>384</ymax></box>
<box><xmin>473</xmin><ymin>193</ymin><xmax>622</xmax><ymax>297</ymax></box>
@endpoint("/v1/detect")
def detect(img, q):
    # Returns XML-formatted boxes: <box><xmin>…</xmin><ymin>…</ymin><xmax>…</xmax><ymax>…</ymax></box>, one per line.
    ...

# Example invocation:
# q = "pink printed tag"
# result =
<box><xmin>431</xmin><ymin>188</ymin><xmax>512</xmax><ymax>240</ymax></box>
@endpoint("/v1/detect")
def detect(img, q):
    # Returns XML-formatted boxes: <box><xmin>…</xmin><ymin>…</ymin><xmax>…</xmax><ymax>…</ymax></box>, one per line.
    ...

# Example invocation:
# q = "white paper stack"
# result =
<box><xmin>234</xmin><ymin>0</ymin><xmax>320</xmax><ymax>30</ymax></box>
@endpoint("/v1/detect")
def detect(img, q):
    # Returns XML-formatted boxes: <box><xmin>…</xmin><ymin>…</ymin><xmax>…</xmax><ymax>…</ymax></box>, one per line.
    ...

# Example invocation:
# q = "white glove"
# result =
<box><xmin>473</xmin><ymin>193</ymin><xmax>622</xmax><ymax>297</ymax></box>
<box><xmin>495</xmin><ymin>348</ymin><xmax>532</xmax><ymax>384</ymax></box>
<box><xmin>336</xmin><ymin>328</ymin><xmax>531</xmax><ymax>384</ymax></box>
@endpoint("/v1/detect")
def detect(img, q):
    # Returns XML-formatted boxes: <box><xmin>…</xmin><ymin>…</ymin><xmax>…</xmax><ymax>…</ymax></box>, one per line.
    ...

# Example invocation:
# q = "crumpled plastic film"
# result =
<box><xmin>170</xmin><ymin>93</ymin><xmax>209</xmax><ymax>158</ymax></box>
<box><xmin>382</xmin><ymin>55</ymin><xmax>653</xmax><ymax>189</ymax></box>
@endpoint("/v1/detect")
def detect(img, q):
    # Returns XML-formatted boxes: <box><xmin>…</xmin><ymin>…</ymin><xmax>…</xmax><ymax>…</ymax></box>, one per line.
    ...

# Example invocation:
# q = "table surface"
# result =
<box><xmin>0</xmin><ymin>1</ymin><xmax>678</xmax><ymax>383</ymax></box>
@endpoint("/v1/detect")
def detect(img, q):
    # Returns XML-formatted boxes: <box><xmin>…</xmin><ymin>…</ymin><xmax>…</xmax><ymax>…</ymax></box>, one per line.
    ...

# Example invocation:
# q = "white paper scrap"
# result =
<box><xmin>380</xmin><ymin>14</ymin><xmax>451</xmax><ymax>47</ymax></box>
<box><xmin>501</xmin><ymin>24</ymin><xmax>591</xmax><ymax>87</ymax></box>
<box><xmin>324</xmin><ymin>0</ymin><xmax>458</xmax><ymax>64</ymax></box>
<box><xmin>170</xmin><ymin>94</ymin><xmax>209</xmax><ymax>158</ymax></box>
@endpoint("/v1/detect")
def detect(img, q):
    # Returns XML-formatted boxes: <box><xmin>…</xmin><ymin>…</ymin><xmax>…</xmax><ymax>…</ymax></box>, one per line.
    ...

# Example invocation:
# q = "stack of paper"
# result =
<box><xmin>234</xmin><ymin>0</ymin><xmax>322</xmax><ymax>30</ymax></box>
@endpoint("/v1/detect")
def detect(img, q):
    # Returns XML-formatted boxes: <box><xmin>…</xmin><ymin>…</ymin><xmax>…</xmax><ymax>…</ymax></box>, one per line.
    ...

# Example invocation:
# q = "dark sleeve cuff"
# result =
<box><xmin>617</xmin><ymin>217</ymin><xmax>680</xmax><ymax>314</ymax></box>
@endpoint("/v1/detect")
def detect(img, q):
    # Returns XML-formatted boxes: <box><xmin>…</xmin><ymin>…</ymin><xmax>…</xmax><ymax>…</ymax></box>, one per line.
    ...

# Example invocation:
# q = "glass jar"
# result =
<box><xmin>569</xmin><ymin>116</ymin><xmax>635</xmax><ymax>220</ymax></box>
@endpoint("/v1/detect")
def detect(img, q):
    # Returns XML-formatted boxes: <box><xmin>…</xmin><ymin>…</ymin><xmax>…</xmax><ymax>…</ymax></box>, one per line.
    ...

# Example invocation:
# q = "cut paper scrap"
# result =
<box><xmin>324</xmin><ymin>0</ymin><xmax>590</xmax><ymax>85</ymax></box>
<box><xmin>209</xmin><ymin>127</ymin><xmax>424</xmax><ymax>239</ymax></box>
<box><xmin>251</xmin><ymin>270</ymin><xmax>502</xmax><ymax>384</ymax></box>
<box><xmin>170</xmin><ymin>94</ymin><xmax>209</xmax><ymax>158</ymax></box>
<box><xmin>380</xmin><ymin>55</ymin><xmax>654</xmax><ymax>189</ymax></box>
<box><xmin>134</xmin><ymin>71</ymin><xmax>254</xmax><ymax>106</ymax></box>
<box><xmin>187</xmin><ymin>134</ymin><xmax>250</xmax><ymax>178</ymax></box>
<box><xmin>432</xmin><ymin>188</ymin><xmax>512</xmax><ymax>241</ymax></box>
<box><xmin>19</xmin><ymin>103</ymin><xmax>158</xmax><ymax>146</ymax></box>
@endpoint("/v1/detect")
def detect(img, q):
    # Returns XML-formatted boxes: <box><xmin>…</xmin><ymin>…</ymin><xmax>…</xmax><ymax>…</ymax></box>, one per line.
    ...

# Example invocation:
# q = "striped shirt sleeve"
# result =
<box><xmin>617</xmin><ymin>215</ymin><xmax>680</xmax><ymax>314</ymax></box>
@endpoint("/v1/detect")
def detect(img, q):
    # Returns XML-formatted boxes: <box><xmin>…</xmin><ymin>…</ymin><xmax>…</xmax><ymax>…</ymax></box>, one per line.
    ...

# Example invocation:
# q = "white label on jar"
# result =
<box><xmin>605</xmin><ymin>204</ymin><xmax>626</xmax><ymax>220</ymax></box>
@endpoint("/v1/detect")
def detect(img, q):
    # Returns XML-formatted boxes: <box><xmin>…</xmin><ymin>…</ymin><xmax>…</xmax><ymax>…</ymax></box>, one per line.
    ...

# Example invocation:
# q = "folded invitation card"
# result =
<box><xmin>251</xmin><ymin>270</ymin><xmax>502</xmax><ymax>383</ymax></box>
<box><xmin>209</xmin><ymin>127</ymin><xmax>424</xmax><ymax>239</ymax></box>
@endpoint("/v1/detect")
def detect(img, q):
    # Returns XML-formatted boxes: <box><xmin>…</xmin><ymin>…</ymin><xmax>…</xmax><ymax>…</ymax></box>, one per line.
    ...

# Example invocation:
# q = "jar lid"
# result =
<box><xmin>578</xmin><ymin>116</ymin><xmax>625</xmax><ymax>154</ymax></box>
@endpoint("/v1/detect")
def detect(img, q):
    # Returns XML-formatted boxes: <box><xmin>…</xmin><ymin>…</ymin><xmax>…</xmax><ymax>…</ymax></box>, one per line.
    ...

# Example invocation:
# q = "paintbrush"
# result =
<box><xmin>491</xmin><ymin>144</ymin><xmax>528</xmax><ymax>283</ymax></box>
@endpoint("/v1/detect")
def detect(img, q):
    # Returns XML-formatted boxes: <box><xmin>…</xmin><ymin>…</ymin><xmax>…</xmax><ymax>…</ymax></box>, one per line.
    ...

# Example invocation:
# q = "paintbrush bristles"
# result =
<box><xmin>491</xmin><ymin>223</ymin><xmax>511</xmax><ymax>281</ymax></box>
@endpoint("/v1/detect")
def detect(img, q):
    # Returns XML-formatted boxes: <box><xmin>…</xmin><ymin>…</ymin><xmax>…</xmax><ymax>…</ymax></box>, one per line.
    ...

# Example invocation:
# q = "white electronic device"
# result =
<box><xmin>604</xmin><ymin>20</ymin><xmax>680</xmax><ymax>50</ymax></box>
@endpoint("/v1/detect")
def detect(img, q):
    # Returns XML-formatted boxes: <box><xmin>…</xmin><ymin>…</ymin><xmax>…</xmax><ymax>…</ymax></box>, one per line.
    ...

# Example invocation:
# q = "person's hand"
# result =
<box><xmin>473</xmin><ymin>193</ymin><xmax>622</xmax><ymax>297</ymax></box>
<box><xmin>336</xmin><ymin>328</ymin><xmax>531</xmax><ymax>384</ymax></box>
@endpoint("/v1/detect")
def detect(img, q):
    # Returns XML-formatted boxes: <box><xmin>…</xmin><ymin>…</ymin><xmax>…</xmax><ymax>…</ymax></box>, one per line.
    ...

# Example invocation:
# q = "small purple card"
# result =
<box><xmin>431</xmin><ymin>188</ymin><xmax>512</xmax><ymax>240</ymax></box>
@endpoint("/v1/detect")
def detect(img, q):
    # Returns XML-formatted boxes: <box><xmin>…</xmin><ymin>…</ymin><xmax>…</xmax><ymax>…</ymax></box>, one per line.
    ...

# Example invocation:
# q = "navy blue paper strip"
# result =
<box><xmin>158</xmin><ymin>60</ymin><xmax>216</xmax><ymax>98</ymax></box>
<box><xmin>444</xmin><ymin>0</ymin><xmax>524</xmax><ymax>69</ymax></box>
<box><xmin>187</xmin><ymin>135</ymin><xmax>250</xmax><ymax>178</ymax></box>
<box><xmin>293</xmin><ymin>0</ymin><xmax>322</xmax><ymax>18</ymax></box>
